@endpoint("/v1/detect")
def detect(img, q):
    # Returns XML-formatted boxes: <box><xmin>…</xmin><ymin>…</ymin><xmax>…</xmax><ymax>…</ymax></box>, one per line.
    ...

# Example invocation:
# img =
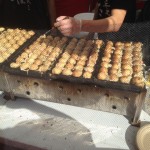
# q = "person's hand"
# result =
<box><xmin>54</xmin><ymin>16</ymin><xmax>82</xmax><ymax>36</ymax></box>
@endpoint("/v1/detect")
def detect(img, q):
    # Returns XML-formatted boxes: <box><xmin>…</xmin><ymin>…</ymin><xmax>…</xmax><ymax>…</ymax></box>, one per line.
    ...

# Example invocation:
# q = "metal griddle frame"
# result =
<box><xmin>0</xmin><ymin>25</ymin><xmax>149</xmax><ymax>126</ymax></box>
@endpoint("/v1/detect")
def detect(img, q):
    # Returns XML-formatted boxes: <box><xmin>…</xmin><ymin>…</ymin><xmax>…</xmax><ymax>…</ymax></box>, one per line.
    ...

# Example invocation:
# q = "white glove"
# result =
<box><xmin>54</xmin><ymin>16</ymin><xmax>82</xmax><ymax>36</ymax></box>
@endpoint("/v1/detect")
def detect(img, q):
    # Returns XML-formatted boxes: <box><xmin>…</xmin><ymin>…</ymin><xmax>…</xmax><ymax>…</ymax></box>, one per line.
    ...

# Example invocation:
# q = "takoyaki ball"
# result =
<box><xmin>74</xmin><ymin>65</ymin><xmax>84</xmax><ymax>71</ymax></box>
<box><xmin>20</xmin><ymin>52</ymin><xmax>28</xmax><ymax>59</ymax></box>
<box><xmin>56</xmin><ymin>62</ymin><xmax>66</xmax><ymax>68</ymax></box>
<box><xmin>52</xmin><ymin>67</ymin><xmax>62</xmax><ymax>74</ymax></box>
<box><xmin>134</xmin><ymin>82</ymin><xmax>145</xmax><ymax>88</ymax></box>
<box><xmin>122</xmin><ymin>54</ymin><xmax>131</xmax><ymax>60</ymax></box>
<box><xmin>132</xmin><ymin>56</ymin><xmax>141</xmax><ymax>61</ymax></box>
<box><xmin>102</xmin><ymin>57</ymin><xmax>110</xmax><ymax>63</ymax></box>
<box><xmin>83</xmin><ymin>71</ymin><xmax>92</xmax><ymax>78</ymax></box>
<box><xmin>24</xmin><ymin>33</ymin><xmax>31</xmax><ymax>39</ymax></box>
<box><xmin>122</xmin><ymin>64</ymin><xmax>132</xmax><ymax>70</ymax></box>
<box><xmin>9</xmin><ymin>39</ymin><xmax>16</xmax><ymax>45</ymax></box>
<box><xmin>122</xmin><ymin>69</ymin><xmax>132</xmax><ymax>76</ymax></box>
<box><xmin>99</xmin><ymin>67</ymin><xmax>108</xmax><ymax>74</ymax></box>
<box><xmin>87</xmin><ymin>61</ymin><xmax>95</xmax><ymax>67</ymax></box>
<box><xmin>30</xmin><ymin>53</ymin><xmax>38</xmax><ymax>59</ymax></box>
<box><xmin>25</xmin><ymin>48</ymin><xmax>32</xmax><ymax>54</ymax></box>
<box><xmin>90</xmin><ymin>53</ymin><xmax>98</xmax><ymax>60</ymax></box>
<box><xmin>131</xmin><ymin>77</ymin><xmax>143</xmax><ymax>84</ymax></box>
<box><xmin>133</xmin><ymin>65</ymin><xmax>143</xmax><ymax>72</ymax></box>
<box><xmin>109</xmin><ymin>74</ymin><xmax>119</xmax><ymax>82</ymax></box>
<box><xmin>62</xmin><ymin>52</ymin><xmax>70</xmax><ymax>58</ymax></box>
<box><xmin>125</xmin><ymin>46</ymin><xmax>132</xmax><ymax>50</ymax></box>
<box><xmin>101</xmin><ymin>61</ymin><xmax>110</xmax><ymax>68</ymax></box>
<box><xmin>97</xmin><ymin>72</ymin><xmax>107</xmax><ymax>80</ymax></box>
<box><xmin>115</xmin><ymin>42</ymin><xmax>123</xmax><ymax>47</ymax></box>
<box><xmin>120</xmin><ymin>76</ymin><xmax>131</xmax><ymax>84</ymax></box>
<box><xmin>17</xmin><ymin>40</ymin><xmax>24</xmax><ymax>46</ymax></box>
<box><xmin>132</xmin><ymin>51</ymin><xmax>141</xmax><ymax>57</ymax></box>
<box><xmin>2</xmin><ymin>52</ymin><xmax>10</xmax><ymax>59</ymax></box>
<box><xmin>109</xmin><ymin>68</ymin><xmax>118</xmax><ymax>75</ymax></box>
<box><xmin>38</xmin><ymin>65</ymin><xmax>49</xmax><ymax>72</ymax></box>
<box><xmin>20</xmin><ymin>63</ymin><xmax>30</xmax><ymax>70</ymax></box>
<box><xmin>104</xmin><ymin>52</ymin><xmax>111</xmax><ymax>58</ymax></box>
<box><xmin>133</xmin><ymin>47</ymin><xmax>142</xmax><ymax>52</ymax></box>
<box><xmin>134</xmin><ymin>42</ymin><xmax>143</xmax><ymax>48</ymax></box>
<box><xmin>54</xmin><ymin>47</ymin><xmax>61</xmax><ymax>52</ymax></box>
<box><xmin>71</xmin><ymin>53</ymin><xmax>78</xmax><ymax>60</ymax></box>
<box><xmin>5</xmin><ymin>43</ymin><xmax>11</xmax><ymax>49</ymax></box>
<box><xmin>62</xmin><ymin>68</ymin><xmax>72</xmax><ymax>76</ymax></box>
<box><xmin>43</xmin><ymin>61</ymin><xmax>52</xmax><ymax>67</ymax></box>
<box><xmin>105</xmin><ymin>44</ymin><xmax>112</xmax><ymax>50</ymax></box>
<box><xmin>72</xmin><ymin>70</ymin><xmax>82</xmax><ymax>77</ymax></box>
<box><xmin>16</xmin><ymin>56</ymin><xmax>25</xmax><ymax>63</ymax></box>
<box><xmin>12</xmin><ymin>44</ymin><xmax>19</xmax><ymax>50</ymax></box>
<box><xmin>14</xmin><ymin>36</ymin><xmax>20</xmax><ymax>41</ymax></box>
<box><xmin>30</xmin><ymin>64</ymin><xmax>38</xmax><ymax>71</ymax></box>
<box><xmin>65</xmin><ymin>63</ymin><xmax>74</xmax><ymax>70</ymax></box>
<box><xmin>41</xmin><ymin>50</ymin><xmax>49</xmax><ymax>56</ymax></box>
<box><xmin>133</xmin><ymin>60</ymin><xmax>143</xmax><ymax>66</ymax></box>
<box><xmin>114</xmin><ymin>49</ymin><xmax>122</xmax><ymax>55</ymax></box>
<box><xmin>124</xmin><ymin>42</ymin><xmax>132</xmax><ymax>47</ymax></box>
<box><xmin>10</xmin><ymin>62</ymin><xmax>20</xmax><ymax>68</ymax></box>
<box><xmin>48</xmin><ymin>56</ymin><xmax>55</xmax><ymax>62</ymax></box>
<box><xmin>111</xmin><ymin>63</ymin><xmax>120</xmax><ymax>70</ymax></box>
<box><xmin>107</xmin><ymin>41</ymin><xmax>113</xmax><ymax>46</ymax></box>
<box><xmin>0</xmin><ymin>38</ymin><xmax>7</xmax><ymax>44</ymax></box>
<box><xmin>104</xmin><ymin>47</ymin><xmax>112</xmax><ymax>54</ymax></box>
<box><xmin>121</xmin><ymin>59</ymin><xmax>132</xmax><ymax>65</ymax></box>
<box><xmin>80</xmin><ymin>55</ymin><xmax>88</xmax><ymax>61</ymax></box>
<box><xmin>28</xmin><ymin>58</ymin><xmax>35</xmax><ymax>64</ymax></box>
<box><xmin>58</xmin><ymin>58</ymin><xmax>68</xmax><ymax>63</ymax></box>
<box><xmin>34</xmin><ymin>59</ymin><xmax>42</xmax><ymax>66</ymax></box>
<box><xmin>77</xmin><ymin>60</ymin><xmax>86</xmax><ymax>66</ymax></box>
<box><xmin>113</xmin><ymin>54</ymin><xmax>121</xmax><ymax>60</ymax></box>
<box><xmin>68</xmin><ymin>58</ymin><xmax>76</xmax><ymax>65</ymax></box>
<box><xmin>84</xmin><ymin>66</ymin><xmax>94</xmax><ymax>72</ymax></box>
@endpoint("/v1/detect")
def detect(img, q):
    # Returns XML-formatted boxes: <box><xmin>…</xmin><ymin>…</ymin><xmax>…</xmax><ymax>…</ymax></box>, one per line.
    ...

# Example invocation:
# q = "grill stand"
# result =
<box><xmin>0</xmin><ymin>72</ymin><xmax>147</xmax><ymax>126</ymax></box>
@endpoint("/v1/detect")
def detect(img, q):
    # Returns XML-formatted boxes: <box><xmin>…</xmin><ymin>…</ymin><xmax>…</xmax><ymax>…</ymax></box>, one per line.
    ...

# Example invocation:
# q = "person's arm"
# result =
<box><xmin>54</xmin><ymin>9</ymin><xmax>126</xmax><ymax>36</ymax></box>
<box><xmin>82</xmin><ymin>9</ymin><xmax>127</xmax><ymax>33</ymax></box>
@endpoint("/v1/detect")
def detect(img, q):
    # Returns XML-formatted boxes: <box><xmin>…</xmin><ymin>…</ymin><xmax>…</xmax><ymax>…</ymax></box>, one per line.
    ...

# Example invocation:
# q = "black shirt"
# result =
<box><xmin>97</xmin><ymin>0</ymin><xmax>136</xmax><ymax>23</ymax></box>
<box><xmin>0</xmin><ymin>0</ymin><xmax>50</xmax><ymax>29</ymax></box>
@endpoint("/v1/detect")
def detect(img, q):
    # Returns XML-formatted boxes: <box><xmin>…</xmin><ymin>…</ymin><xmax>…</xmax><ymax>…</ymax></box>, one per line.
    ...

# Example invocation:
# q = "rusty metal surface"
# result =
<box><xmin>0</xmin><ymin>73</ymin><xmax>146</xmax><ymax>125</ymax></box>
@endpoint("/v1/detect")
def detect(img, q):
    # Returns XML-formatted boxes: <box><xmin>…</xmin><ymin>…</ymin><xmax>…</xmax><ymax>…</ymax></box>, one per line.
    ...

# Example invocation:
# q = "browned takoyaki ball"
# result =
<box><xmin>109</xmin><ymin>69</ymin><xmax>118</xmax><ymax>75</ymax></box>
<box><xmin>83</xmin><ymin>71</ymin><xmax>92</xmax><ymax>78</ymax></box>
<box><xmin>133</xmin><ymin>65</ymin><xmax>143</xmax><ymax>72</ymax></box>
<box><xmin>38</xmin><ymin>65</ymin><xmax>49</xmax><ymax>72</ymax></box>
<box><xmin>30</xmin><ymin>64</ymin><xmax>39</xmax><ymax>71</ymax></box>
<box><xmin>52</xmin><ymin>67</ymin><xmax>62</xmax><ymax>74</ymax></box>
<box><xmin>99</xmin><ymin>67</ymin><xmax>108</xmax><ymax>74</ymax></box>
<box><xmin>109</xmin><ymin>74</ymin><xmax>119</xmax><ymax>82</ymax></box>
<box><xmin>62</xmin><ymin>68</ymin><xmax>72</xmax><ymax>76</ymax></box>
<box><xmin>97</xmin><ymin>72</ymin><xmax>107</xmax><ymax>80</ymax></box>
<box><xmin>120</xmin><ymin>76</ymin><xmax>131</xmax><ymax>83</ymax></box>
<box><xmin>122</xmin><ymin>69</ymin><xmax>132</xmax><ymax>76</ymax></box>
<box><xmin>65</xmin><ymin>63</ymin><xmax>74</xmax><ymax>70</ymax></box>
<box><xmin>20</xmin><ymin>63</ymin><xmax>30</xmax><ymax>70</ymax></box>
<box><xmin>84</xmin><ymin>66</ymin><xmax>94</xmax><ymax>73</ymax></box>
<box><xmin>10</xmin><ymin>62</ymin><xmax>20</xmax><ymax>68</ymax></box>
<box><xmin>72</xmin><ymin>70</ymin><xmax>82</xmax><ymax>77</ymax></box>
